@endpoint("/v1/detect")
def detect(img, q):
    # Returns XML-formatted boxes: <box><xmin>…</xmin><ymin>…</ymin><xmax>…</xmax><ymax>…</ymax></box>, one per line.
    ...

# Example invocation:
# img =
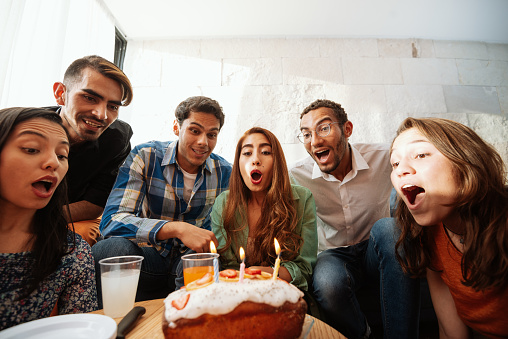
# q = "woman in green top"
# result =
<box><xmin>211</xmin><ymin>127</ymin><xmax>317</xmax><ymax>290</ymax></box>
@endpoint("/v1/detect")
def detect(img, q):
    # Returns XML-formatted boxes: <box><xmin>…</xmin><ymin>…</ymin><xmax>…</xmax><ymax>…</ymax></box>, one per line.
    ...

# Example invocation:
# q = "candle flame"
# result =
<box><xmin>274</xmin><ymin>238</ymin><xmax>281</xmax><ymax>255</ymax></box>
<box><xmin>210</xmin><ymin>241</ymin><xmax>217</xmax><ymax>254</ymax></box>
<box><xmin>239</xmin><ymin>247</ymin><xmax>245</xmax><ymax>261</ymax></box>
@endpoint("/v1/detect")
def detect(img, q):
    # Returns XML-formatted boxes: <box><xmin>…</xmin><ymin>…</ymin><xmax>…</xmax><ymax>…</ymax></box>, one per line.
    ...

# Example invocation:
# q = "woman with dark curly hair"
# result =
<box><xmin>0</xmin><ymin>107</ymin><xmax>97</xmax><ymax>330</ymax></box>
<box><xmin>211</xmin><ymin>127</ymin><xmax>317</xmax><ymax>290</ymax></box>
<box><xmin>390</xmin><ymin>117</ymin><xmax>508</xmax><ymax>338</ymax></box>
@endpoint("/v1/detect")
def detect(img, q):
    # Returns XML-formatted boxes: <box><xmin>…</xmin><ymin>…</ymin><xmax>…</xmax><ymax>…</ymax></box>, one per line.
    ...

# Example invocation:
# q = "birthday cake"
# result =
<box><xmin>162</xmin><ymin>273</ymin><xmax>307</xmax><ymax>339</ymax></box>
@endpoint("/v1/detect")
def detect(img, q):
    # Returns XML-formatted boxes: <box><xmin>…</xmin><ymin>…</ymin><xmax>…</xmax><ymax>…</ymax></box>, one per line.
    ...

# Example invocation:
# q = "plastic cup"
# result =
<box><xmin>99</xmin><ymin>255</ymin><xmax>143</xmax><ymax>318</ymax></box>
<box><xmin>181</xmin><ymin>253</ymin><xmax>219</xmax><ymax>285</ymax></box>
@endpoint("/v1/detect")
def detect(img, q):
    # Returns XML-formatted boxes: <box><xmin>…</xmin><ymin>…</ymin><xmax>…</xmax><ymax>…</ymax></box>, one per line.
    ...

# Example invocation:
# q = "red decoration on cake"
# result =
<box><xmin>219</xmin><ymin>269</ymin><xmax>237</xmax><ymax>278</ymax></box>
<box><xmin>245</xmin><ymin>268</ymin><xmax>261</xmax><ymax>275</ymax></box>
<box><xmin>171</xmin><ymin>293</ymin><xmax>190</xmax><ymax>310</ymax></box>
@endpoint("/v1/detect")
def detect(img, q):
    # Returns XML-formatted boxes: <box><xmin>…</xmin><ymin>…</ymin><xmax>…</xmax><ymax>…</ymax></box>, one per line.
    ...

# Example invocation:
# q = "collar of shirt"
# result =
<box><xmin>311</xmin><ymin>143</ymin><xmax>370</xmax><ymax>183</ymax></box>
<box><xmin>161</xmin><ymin>140</ymin><xmax>213</xmax><ymax>174</ymax></box>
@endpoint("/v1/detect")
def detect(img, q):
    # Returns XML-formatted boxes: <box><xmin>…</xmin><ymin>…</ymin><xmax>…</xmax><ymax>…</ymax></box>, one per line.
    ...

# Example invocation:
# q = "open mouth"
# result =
<box><xmin>32</xmin><ymin>180</ymin><xmax>54</xmax><ymax>193</ymax></box>
<box><xmin>314</xmin><ymin>149</ymin><xmax>330</xmax><ymax>162</ymax></box>
<box><xmin>250</xmin><ymin>170</ymin><xmax>262</xmax><ymax>184</ymax></box>
<box><xmin>402</xmin><ymin>184</ymin><xmax>425</xmax><ymax>205</ymax></box>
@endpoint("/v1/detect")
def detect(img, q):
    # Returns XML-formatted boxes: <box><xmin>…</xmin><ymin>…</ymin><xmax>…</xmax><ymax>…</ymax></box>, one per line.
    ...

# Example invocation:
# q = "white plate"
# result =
<box><xmin>0</xmin><ymin>314</ymin><xmax>117</xmax><ymax>339</ymax></box>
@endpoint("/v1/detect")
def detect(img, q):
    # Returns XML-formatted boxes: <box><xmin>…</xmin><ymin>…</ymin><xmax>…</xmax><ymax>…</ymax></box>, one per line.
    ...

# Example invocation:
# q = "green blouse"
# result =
<box><xmin>211</xmin><ymin>184</ymin><xmax>318</xmax><ymax>290</ymax></box>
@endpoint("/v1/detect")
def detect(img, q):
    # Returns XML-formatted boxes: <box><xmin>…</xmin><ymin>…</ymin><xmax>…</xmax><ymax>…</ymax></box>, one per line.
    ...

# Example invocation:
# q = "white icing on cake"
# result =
<box><xmin>164</xmin><ymin>279</ymin><xmax>304</xmax><ymax>328</ymax></box>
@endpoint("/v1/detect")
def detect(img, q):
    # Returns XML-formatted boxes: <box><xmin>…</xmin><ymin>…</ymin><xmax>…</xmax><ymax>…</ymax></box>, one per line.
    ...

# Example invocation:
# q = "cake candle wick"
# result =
<box><xmin>272</xmin><ymin>238</ymin><xmax>281</xmax><ymax>280</ymax></box>
<box><xmin>239</xmin><ymin>247</ymin><xmax>245</xmax><ymax>283</ymax></box>
<box><xmin>210</xmin><ymin>241</ymin><xmax>220</xmax><ymax>283</ymax></box>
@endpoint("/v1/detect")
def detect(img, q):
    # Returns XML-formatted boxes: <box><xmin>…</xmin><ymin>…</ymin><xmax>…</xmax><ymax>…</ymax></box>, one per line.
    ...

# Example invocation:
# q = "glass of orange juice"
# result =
<box><xmin>181</xmin><ymin>253</ymin><xmax>219</xmax><ymax>285</ymax></box>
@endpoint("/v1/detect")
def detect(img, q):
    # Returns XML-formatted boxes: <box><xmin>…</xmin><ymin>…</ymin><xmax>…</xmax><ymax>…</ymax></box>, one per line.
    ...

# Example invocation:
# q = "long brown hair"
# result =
<box><xmin>393</xmin><ymin>117</ymin><xmax>508</xmax><ymax>291</ymax></box>
<box><xmin>217</xmin><ymin>127</ymin><xmax>302</xmax><ymax>264</ymax></box>
<box><xmin>0</xmin><ymin>107</ymin><xmax>73</xmax><ymax>299</ymax></box>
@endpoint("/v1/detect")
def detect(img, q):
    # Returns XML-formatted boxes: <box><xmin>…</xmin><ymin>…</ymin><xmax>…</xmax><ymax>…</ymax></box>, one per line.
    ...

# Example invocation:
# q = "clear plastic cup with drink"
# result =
<box><xmin>99</xmin><ymin>255</ymin><xmax>143</xmax><ymax>318</ymax></box>
<box><xmin>181</xmin><ymin>253</ymin><xmax>219</xmax><ymax>285</ymax></box>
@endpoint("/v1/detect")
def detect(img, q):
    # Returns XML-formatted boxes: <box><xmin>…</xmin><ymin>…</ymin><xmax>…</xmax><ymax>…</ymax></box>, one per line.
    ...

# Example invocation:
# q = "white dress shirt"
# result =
<box><xmin>289</xmin><ymin>143</ymin><xmax>392</xmax><ymax>252</ymax></box>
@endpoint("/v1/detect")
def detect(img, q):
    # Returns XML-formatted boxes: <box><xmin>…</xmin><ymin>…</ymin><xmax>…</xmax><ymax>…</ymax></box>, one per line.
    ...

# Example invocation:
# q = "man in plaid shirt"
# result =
<box><xmin>92</xmin><ymin>96</ymin><xmax>232</xmax><ymax>305</ymax></box>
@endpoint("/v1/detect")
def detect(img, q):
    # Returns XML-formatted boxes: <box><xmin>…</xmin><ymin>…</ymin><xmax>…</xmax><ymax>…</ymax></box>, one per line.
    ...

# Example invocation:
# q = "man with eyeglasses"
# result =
<box><xmin>289</xmin><ymin>99</ymin><xmax>419</xmax><ymax>339</ymax></box>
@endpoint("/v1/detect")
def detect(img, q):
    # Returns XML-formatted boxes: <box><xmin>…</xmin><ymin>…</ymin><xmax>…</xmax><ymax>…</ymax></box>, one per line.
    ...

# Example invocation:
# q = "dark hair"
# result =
<box><xmin>63</xmin><ymin>55</ymin><xmax>133</xmax><ymax>106</ymax></box>
<box><xmin>0</xmin><ymin>107</ymin><xmax>73</xmax><ymax>298</ymax></box>
<box><xmin>393</xmin><ymin>117</ymin><xmax>508</xmax><ymax>292</ymax></box>
<box><xmin>175</xmin><ymin>96</ymin><xmax>225</xmax><ymax>129</ymax></box>
<box><xmin>218</xmin><ymin>127</ymin><xmax>302</xmax><ymax>264</ymax></box>
<box><xmin>300</xmin><ymin>99</ymin><xmax>348</xmax><ymax>125</ymax></box>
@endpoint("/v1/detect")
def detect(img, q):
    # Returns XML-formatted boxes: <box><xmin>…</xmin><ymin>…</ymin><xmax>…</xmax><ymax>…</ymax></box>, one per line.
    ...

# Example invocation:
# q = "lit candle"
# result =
<box><xmin>239</xmin><ymin>247</ymin><xmax>245</xmax><ymax>283</ymax></box>
<box><xmin>272</xmin><ymin>238</ymin><xmax>281</xmax><ymax>280</ymax></box>
<box><xmin>210</xmin><ymin>241</ymin><xmax>219</xmax><ymax>283</ymax></box>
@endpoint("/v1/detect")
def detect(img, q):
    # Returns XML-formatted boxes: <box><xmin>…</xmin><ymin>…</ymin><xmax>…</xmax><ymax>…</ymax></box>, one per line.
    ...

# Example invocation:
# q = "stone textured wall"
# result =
<box><xmin>122</xmin><ymin>38</ymin><xmax>508</xmax><ymax>167</ymax></box>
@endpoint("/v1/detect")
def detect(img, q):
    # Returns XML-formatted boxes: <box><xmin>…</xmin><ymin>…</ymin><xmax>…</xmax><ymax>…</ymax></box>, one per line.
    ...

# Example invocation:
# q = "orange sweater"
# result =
<box><xmin>428</xmin><ymin>224</ymin><xmax>508</xmax><ymax>338</ymax></box>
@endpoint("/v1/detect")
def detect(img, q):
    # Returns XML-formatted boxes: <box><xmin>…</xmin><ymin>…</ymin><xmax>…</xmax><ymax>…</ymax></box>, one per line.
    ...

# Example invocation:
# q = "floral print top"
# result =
<box><xmin>0</xmin><ymin>234</ymin><xmax>98</xmax><ymax>330</ymax></box>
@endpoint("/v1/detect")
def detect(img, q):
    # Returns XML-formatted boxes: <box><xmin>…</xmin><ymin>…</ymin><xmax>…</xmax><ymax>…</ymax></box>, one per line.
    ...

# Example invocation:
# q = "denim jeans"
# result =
<box><xmin>92</xmin><ymin>237</ymin><xmax>193</xmax><ymax>308</ymax></box>
<box><xmin>312</xmin><ymin>218</ymin><xmax>421</xmax><ymax>339</ymax></box>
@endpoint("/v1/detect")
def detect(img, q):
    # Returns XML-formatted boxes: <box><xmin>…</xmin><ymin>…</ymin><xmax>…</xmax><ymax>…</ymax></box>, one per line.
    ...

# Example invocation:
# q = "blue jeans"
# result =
<box><xmin>312</xmin><ymin>218</ymin><xmax>420</xmax><ymax>339</ymax></box>
<box><xmin>91</xmin><ymin>237</ymin><xmax>192</xmax><ymax>308</ymax></box>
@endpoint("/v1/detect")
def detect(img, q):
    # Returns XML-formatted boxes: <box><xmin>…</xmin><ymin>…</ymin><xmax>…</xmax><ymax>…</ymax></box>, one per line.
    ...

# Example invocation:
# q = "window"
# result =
<box><xmin>114</xmin><ymin>27</ymin><xmax>127</xmax><ymax>70</ymax></box>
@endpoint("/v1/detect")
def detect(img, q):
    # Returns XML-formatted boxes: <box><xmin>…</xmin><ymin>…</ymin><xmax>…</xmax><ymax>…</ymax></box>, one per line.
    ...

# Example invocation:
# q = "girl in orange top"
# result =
<box><xmin>390</xmin><ymin>117</ymin><xmax>507</xmax><ymax>338</ymax></box>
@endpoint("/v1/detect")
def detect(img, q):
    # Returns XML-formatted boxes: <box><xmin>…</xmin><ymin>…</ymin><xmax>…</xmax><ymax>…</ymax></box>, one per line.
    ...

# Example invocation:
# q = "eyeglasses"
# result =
<box><xmin>297</xmin><ymin>122</ymin><xmax>340</xmax><ymax>144</ymax></box>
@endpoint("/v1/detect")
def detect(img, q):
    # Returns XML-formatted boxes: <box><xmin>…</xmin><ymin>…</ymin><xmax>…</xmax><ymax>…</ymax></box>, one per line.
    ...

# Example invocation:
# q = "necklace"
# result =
<box><xmin>443</xmin><ymin>224</ymin><xmax>464</xmax><ymax>244</ymax></box>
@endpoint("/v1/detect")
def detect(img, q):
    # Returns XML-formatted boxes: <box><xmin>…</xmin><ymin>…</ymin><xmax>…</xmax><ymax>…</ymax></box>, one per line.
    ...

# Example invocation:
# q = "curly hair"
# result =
<box><xmin>300</xmin><ymin>99</ymin><xmax>348</xmax><ymax>125</ymax></box>
<box><xmin>175</xmin><ymin>96</ymin><xmax>225</xmax><ymax>129</ymax></box>
<box><xmin>218</xmin><ymin>127</ymin><xmax>302</xmax><ymax>264</ymax></box>
<box><xmin>393</xmin><ymin>117</ymin><xmax>508</xmax><ymax>292</ymax></box>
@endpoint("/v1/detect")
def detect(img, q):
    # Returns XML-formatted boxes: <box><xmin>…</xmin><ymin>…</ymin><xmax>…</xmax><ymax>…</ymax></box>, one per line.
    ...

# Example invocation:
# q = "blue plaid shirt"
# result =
<box><xmin>100</xmin><ymin>140</ymin><xmax>232</xmax><ymax>257</ymax></box>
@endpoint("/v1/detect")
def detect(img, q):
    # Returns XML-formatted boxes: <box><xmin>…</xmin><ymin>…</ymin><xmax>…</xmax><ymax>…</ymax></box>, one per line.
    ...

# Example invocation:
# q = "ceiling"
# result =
<box><xmin>100</xmin><ymin>0</ymin><xmax>508</xmax><ymax>43</ymax></box>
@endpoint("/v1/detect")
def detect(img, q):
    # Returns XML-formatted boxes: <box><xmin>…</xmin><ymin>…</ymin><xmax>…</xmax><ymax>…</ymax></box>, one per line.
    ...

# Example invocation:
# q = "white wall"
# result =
<box><xmin>120</xmin><ymin>38</ymin><xmax>508</xmax><ymax>166</ymax></box>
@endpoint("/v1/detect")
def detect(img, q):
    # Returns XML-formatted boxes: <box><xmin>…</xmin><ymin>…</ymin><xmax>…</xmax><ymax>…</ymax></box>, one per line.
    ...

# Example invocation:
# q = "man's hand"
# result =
<box><xmin>179</xmin><ymin>225</ymin><xmax>218</xmax><ymax>253</ymax></box>
<box><xmin>157</xmin><ymin>221</ymin><xmax>218</xmax><ymax>253</ymax></box>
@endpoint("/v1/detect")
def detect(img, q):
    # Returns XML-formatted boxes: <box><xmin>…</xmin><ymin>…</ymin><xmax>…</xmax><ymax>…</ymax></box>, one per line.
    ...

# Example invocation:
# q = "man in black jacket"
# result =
<box><xmin>51</xmin><ymin>55</ymin><xmax>134</xmax><ymax>246</ymax></box>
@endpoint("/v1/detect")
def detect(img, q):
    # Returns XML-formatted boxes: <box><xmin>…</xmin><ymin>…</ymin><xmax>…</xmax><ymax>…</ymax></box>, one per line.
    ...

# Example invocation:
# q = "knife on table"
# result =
<box><xmin>116</xmin><ymin>306</ymin><xmax>146</xmax><ymax>339</ymax></box>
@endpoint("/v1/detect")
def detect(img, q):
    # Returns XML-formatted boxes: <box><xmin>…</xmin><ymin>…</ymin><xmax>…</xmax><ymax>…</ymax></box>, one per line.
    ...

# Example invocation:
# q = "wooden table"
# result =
<box><xmin>91</xmin><ymin>298</ymin><xmax>346</xmax><ymax>339</ymax></box>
